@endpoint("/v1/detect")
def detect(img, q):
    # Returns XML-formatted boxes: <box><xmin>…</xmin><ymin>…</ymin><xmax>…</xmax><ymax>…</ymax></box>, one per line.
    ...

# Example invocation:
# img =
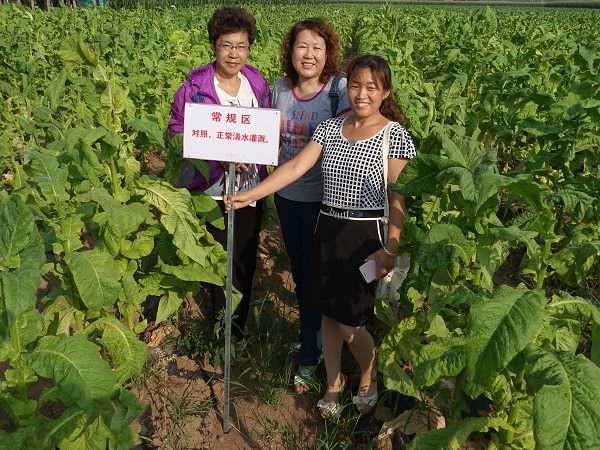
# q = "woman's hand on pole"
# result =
<box><xmin>224</xmin><ymin>191</ymin><xmax>254</xmax><ymax>211</ymax></box>
<box><xmin>220</xmin><ymin>161</ymin><xmax>248</xmax><ymax>172</ymax></box>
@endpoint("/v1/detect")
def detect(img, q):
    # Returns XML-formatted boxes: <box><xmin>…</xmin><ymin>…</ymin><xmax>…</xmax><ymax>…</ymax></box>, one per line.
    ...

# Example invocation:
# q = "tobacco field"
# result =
<box><xmin>1</xmin><ymin>2</ymin><xmax>600</xmax><ymax>449</ymax></box>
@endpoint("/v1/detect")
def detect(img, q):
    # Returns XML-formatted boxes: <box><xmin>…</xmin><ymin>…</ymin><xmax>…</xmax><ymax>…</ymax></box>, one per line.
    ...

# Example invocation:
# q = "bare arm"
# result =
<box><xmin>225</xmin><ymin>140</ymin><xmax>323</xmax><ymax>209</ymax></box>
<box><xmin>367</xmin><ymin>158</ymin><xmax>410</xmax><ymax>279</ymax></box>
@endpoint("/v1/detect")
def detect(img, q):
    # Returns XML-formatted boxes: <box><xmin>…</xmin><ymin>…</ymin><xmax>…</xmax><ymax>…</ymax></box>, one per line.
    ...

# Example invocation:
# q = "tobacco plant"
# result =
<box><xmin>0</xmin><ymin>31</ymin><xmax>232</xmax><ymax>449</ymax></box>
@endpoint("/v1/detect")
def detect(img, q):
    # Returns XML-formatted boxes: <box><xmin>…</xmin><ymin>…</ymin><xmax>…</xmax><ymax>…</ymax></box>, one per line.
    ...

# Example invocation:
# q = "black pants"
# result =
<box><xmin>206</xmin><ymin>199</ymin><xmax>263</xmax><ymax>340</ymax></box>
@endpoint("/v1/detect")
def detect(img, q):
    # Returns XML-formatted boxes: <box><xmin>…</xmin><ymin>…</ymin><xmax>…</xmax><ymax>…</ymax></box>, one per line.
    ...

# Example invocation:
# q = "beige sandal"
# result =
<box><xmin>352</xmin><ymin>381</ymin><xmax>378</xmax><ymax>413</ymax></box>
<box><xmin>293</xmin><ymin>364</ymin><xmax>317</xmax><ymax>394</ymax></box>
<box><xmin>316</xmin><ymin>373</ymin><xmax>347</xmax><ymax>419</ymax></box>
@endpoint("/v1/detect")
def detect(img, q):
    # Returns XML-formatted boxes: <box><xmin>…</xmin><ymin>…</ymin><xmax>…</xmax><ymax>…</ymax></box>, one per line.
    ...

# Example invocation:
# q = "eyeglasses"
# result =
<box><xmin>216</xmin><ymin>42</ymin><xmax>250</xmax><ymax>54</ymax></box>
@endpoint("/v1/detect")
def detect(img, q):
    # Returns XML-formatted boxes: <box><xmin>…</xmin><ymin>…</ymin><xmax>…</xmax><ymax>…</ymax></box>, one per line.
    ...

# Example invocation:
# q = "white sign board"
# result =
<box><xmin>183</xmin><ymin>103</ymin><xmax>280</xmax><ymax>166</ymax></box>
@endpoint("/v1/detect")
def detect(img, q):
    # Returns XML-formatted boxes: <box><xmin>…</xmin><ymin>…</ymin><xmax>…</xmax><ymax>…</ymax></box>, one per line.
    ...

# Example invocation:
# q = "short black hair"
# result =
<box><xmin>208</xmin><ymin>7</ymin><xmax>257</xmax><ymax>46</ymax></box>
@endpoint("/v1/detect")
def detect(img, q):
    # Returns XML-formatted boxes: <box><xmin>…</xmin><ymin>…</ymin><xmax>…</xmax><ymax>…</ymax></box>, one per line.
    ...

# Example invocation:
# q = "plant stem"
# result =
<box><xmin>536</xmin><ymin>238</ymin><xmax>552</xmax><ymax>290</ymax></box>
<box><xmin>502</xmin><ymin>370</ymin><xmax>525</xmax><ymax>449</ymax></box>
<box><xmin>10</xmin><ymin>323</ymin><xmax>28</xmax><ymax>403</ymax></box>
<box><xmin>74</xmin><ymin>310</ymin><xmax>84</xmax><ymax>333</ymax></box>
<box><xmin>472</xmin><ymin>263</ymin><xmax>482</xmax><ymax>286</ymax></box>
<box><xmin>107</xmin><ymin>145</ymin><xmax>127</xmax><ymax>255</ymax></box>
<box><xmin>424</xmin><ymin>195</ymin><xmax>441</xmax><ymax>227</ymax></box>
<box><xmin>108</xmin><ymin>146</ymin><xmax>121</xmax><ymax>199</ymax></box>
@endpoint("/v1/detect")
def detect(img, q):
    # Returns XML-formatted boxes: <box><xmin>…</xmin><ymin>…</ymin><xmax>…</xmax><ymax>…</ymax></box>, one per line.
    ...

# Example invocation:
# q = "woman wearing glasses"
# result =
<box><xmin>168</xmin><ymin>6</ymin><xmax>271</xmax><ymax>360</ymax></box>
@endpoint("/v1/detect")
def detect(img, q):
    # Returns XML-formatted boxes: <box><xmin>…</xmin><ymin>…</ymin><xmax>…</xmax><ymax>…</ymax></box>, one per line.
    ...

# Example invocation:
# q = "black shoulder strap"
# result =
<box><xmin>329</xmin><ymin>74</ymin><xmax>344</xmax><ymax>117</ymax></box>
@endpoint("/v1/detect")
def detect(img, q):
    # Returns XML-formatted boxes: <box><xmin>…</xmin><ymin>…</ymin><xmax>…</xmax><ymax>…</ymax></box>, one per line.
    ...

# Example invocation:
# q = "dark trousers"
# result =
<box><xmin>206</xmin><ymin>199</ymin><xmax>263</xmax><ymax>340</ymax></box>
<box><xmin>275</xmin><ymin>194</ymin><xmax>322</xmax><ymax>366</ymax></box>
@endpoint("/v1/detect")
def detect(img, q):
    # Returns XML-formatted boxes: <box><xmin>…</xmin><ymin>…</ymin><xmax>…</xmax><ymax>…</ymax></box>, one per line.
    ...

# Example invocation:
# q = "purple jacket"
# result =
<box><xmin>168</xmin><ymin>62</ymin><xmax>272</xmax><ymax>191</ymax></box>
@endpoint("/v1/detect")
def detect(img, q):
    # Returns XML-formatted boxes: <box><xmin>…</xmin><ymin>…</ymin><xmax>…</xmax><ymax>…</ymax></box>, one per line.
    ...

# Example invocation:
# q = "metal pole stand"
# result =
<box><xmin>223</xmin><ymin>162</ymin><xmax>236</xmax><ymax>433</ymax></box>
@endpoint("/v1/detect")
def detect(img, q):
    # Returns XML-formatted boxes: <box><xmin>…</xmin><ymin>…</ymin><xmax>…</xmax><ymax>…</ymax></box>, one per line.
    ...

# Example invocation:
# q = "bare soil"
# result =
<box><xmin>130</xmin><ymin>216</ymin><xmax>408</xmax><ymax>450</ymax></box>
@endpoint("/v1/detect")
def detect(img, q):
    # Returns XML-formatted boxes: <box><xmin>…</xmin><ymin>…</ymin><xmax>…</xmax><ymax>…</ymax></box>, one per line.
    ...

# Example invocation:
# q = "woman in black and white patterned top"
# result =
<box><xmin>227</xmin><ymin>54</ymin><xmax>416</xmax><ymax>419</ymax></box>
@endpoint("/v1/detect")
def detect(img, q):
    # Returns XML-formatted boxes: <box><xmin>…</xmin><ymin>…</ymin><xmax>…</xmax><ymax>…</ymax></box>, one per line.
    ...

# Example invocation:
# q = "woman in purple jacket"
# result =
<box><xmin>168</xmin><ymin>6</ymin><xmax>271</xmax><ymax>360</ymax></box>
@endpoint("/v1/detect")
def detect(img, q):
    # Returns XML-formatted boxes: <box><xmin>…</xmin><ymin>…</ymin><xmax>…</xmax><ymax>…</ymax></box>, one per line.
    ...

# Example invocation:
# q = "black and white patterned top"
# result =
<box><xmin>311</xmin><ymin>116</ymin><xmax>416</xmax><ymax>210</ymax></box>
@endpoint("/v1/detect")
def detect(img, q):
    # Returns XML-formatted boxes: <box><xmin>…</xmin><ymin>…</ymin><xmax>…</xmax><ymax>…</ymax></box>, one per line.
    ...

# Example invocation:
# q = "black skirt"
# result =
<box><xmin>306</xmin><ymin>210</ymin><xmax>384</xmax><ymax>326</ymax></box>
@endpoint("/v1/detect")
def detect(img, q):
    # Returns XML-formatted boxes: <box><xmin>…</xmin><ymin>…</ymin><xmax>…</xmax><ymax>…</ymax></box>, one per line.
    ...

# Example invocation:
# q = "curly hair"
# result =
<box><xmin>208</xmin><ymin>6</ymin><xmax>256</xmax><ymax>46</ymax></box>
<box><xmin>280</xmin><ymin>17</ymin><xmax>341</xmax><ymax>88</ymax></box>
<box><xmin>346</xmin><ymin>54</ymin><xmax>405</xmax><ymax>124</ymax></box>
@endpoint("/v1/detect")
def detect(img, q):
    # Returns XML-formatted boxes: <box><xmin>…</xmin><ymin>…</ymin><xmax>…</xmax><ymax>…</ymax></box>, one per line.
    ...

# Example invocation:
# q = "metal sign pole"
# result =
<box><xmin>223</xmin><ymin>162</ymin><xmax>236</xmax><ymax>434</ymax></box>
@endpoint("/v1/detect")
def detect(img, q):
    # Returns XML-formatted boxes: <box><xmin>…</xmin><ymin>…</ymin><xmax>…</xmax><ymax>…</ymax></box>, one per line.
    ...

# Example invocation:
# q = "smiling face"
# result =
<box><xmin>291</xmin><ymin>29</ymin><xmax>327</xmax><ymax>84</ymax></box>
<box><xmin>347</xmin><ymin>68</ymin><xmax>390</xmax><ymax>119</ymax></box>
<box><xmin>213</xmin><ymin>31</ymin><xmax>250</xmax><ymax>78</ymax></box>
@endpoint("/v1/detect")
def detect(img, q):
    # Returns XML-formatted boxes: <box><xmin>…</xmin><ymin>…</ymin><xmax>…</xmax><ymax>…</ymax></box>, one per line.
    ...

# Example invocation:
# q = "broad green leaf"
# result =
<box><xmin>439</xmin><ymin>72</ymin><xmax>467</xmax><ymax>119</ymax></box>
<box><xmin>475</xmin><ymin>232</ymin><xmax>509</xmax><ymax>291</ymax></box>
<box><xmin>379</xmin><ymin>315</ymin><xmax>426</xmax><ymax>399</ymax></box>
<box><xmin>120</xmin><ymin>227</ymin><xmax>160</xmax><ymax>260</ymax></box>
<box><xmin>548</xmin><ymin>236</ymin><xmax>600</xmax><ymax>287</ymax></box>
<box><xmin>484</xmin><ymin>7</ymin><xmax>497</xmax><ymax>36</ymax></box>
<box><xmin>491</xmin><ymin>226</ymin><xmax>541</xmax><ymax>279</ymax></box>
<box><xmin>111</xmin><ymin>387</ymin><xmax>143</xmax><ymax>431</ymax></box>
<box><xmin>183</xmin><ymin>160</ymin><xmax>212</xmax><ymax>190</ymax></box>
<box><xmin>57</xmin><ymin>414</ymin><xmax>111</xmax><ymax>450</ymax></box>
<box><xmin>411</xmin><ymin>223</ymin><xmax>476</xmax><ymax>291</ymax></box>
<box><xmin>0</xmin><ymin>428</ymin><xmax>35</xmax><ymax>449</ymax></box>
<box><xmin>374</xmin><ymin>298</ymin><xmax>399</xmax><ymax>327</ymax></box>
<box><xmin>67</xmin><ymin>140</ymin><xmax>106</xmax><ymax>185</ymax></box>
<box><xmin>0</xmin><ymin>268</ymin><xmax>41</xmax><ymax>330</ymax></box>
<box><xmin>28</xmin><ymin>334</ymin><xmax>117</xmax><ymax>416</ymax></box>
<box><xmin>160</xmin><ymin>262</ymin><xmax>223</xmax><ymax>285</ymax></box>
<box><xmin>55</xmin><ymin>213</ymin><xmax>84</xmax><ymax>254</ymax></box>
<box><xmin>547</xmin><ymin>188</ymin><xmax>595</xmax><ymax>224</ymax></box>
<box><xmin>505</xmin><ymin>175</ymin><xmax>551</xmax><ymax>220</ymax></box>
<box><xmin>12</xmin><ymin>115</ymin><xmax>38</xmax><ymax>144</ymax></box>
<box><xmin>118</xmin><ymin>271</ymin><xmax>142</xmax><ymax>318</ymax></box>
<box><xmin>413</xmin><ymin>338</ymin><xmax>466</xmax><ymax>388</ymax></box>
<box><xmin>127</xmin><ymin>118</ymin><xmax>165</xmax><ymax>150</ymax></box>
<box><xmin>466</xmin><ymin>286</ymin><xmax>546</xmax><ymax>397</ymax></box>
<box><xmin>407</xmin><ymin>417</ymin><xmax>511</xmax><ymax>450</ymax></box>
<box><xmin>427</xmin><ymin>285</ymin><xmax>485</xmax><ymax>322</ymax></box>
<box><xmin>190</xmin><ymin>192</ymin><xmax>225</xmax><ymax>230</ymax></box>
<box><xmin>38</xmin><ymin>408</ymin><xmax>86</xmax><ymax>448</ymax></box>
<box><xmin>155</xmin><ymin>289</ymin><xmax>185</xmax><ymax>324</ymax></box>
<box><xmin>440</xmin><ymin>134</ymin><xmax>485</xmax><ymax>171</ymax></box>
<box><xmin>123</xmin><ymin>155</ymin><xmax>141</xmax><ymax>189</ymax></box>
<box><xmin>436</xmin><ymin>166</ymin><xmax>475</xmax><ymax>202</ymax></box>
<box><xmin>11</xmin><ymin>309</ymin><xmax>44</xmax><ymax>351</ymax></box>
<box><xmin>43</xmin><ymin>295</ymin><xmax>77</xmax><ymax>337</ymax></box>
<box><xmin>0</xmin><ymin>196</ymin><xmax>35</xmax><ymax>269</ymax></box>
<box><xmin>472</xmin><ymin>148</ymin><xmax>505</xmax><ymax>219</ymax></box>
<box><xmin>549</xmin><ymin>292</ymin><xmax>600</xmax><ymax>324</ymax></box>
<box><xmin>593</xmin><ymin>323</ymin><xmax>600</xmax><ymax>367</ymax></box>
<box><xmin>46</xmin><ymin>68</ymin><xmax>67</xmax><ymax>111</ymax></box>
<box><xmin>56</xmin><ymin>35</ymin><xmax>98</xmax><ymax>67</ymax></box>
<box><xmin>526</xmin><ymin>347</ymin><xmax>600</xmax><ymax>450</ymax></box>
<box><xmin>426</xmin><ymin>315</ymin><xmax>450</xmax><ymax>338</ymax></box>
<box><xmin>139</xmin><ymin>180</ymin><xmax>210</xmax><ymax>265</ymax></box>
<box><xmin>0</xmin><ymin>197</ymin><xmax>45</xmax><ymax>328</ymax></box>
<box><xmin>64</xmin><ymin>126</ymin><xmax>107</xmax><ymax>150</ymax></box>
<box><xmin>393</xmin><ymin>154</ymin><xmax>460</xmax><ymax>197</ymax></box>
<box><xmin>86</xmin><ymin>188</ymin><xmax>149</xmax><ymax>239</ymax></box>
<box><xmin>86</xmin><ymin>316</ymin><xmax>147</xmax><ymax>384</ymax></box>
<box><xmin>486</xmin><ymin>373</ymin><xmax>513</xmax><ymax>411</ymax></box>
<box><xmin>28</xmin><ymin>152</ymin><xmax>70</xmax><ymax>204</ymax></box>
<box><xmin>66</xmin><ymin>250</ymin><xmax>121</xmax><ymax>312</ymax></box>
<box><xmin>518</xmin><ymin>118</ymin><xmax>561</xmax><ymax>137</ymax></box>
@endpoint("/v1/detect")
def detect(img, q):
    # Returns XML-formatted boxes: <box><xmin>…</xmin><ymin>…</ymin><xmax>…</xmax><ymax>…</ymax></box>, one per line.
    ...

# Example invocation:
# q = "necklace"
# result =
<box><xmin>216</xmin><ymin>74</ymin><xmax>240</xmax><ymax>96</ymax></box>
